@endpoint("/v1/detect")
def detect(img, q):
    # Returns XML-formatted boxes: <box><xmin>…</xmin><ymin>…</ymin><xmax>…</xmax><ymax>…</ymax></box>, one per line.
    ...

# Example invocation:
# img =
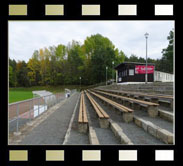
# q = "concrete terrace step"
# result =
<box><xmin>158</xmin><ymin>109</ymin><xmax>173</xmax><ymax>122</ymax></box>
<box><xmin>159</xmin><ymin>99</ymin><xmax>172</xmax><ymax>108</ymax></box>
<box><xmin>90</xmin><ymin>94</ymin><xmax>165</xmax><ymax>145</ymax></box>
<box><xmin>84</xmin><ymin>94</ymin><xmax>120</xmax><ymax>145</ymax></box>
<box><xmin>86</xmin><ymin>92</ymin><xmax>142</xmax><ymax>145</ymax></box>
<box><xmin>134</xmin><ymin>110</ymin><xmax>173</xmax><ymax>133</ymax></box>
<box><xmin>126</xmin><ymin>90</ymin><xmax>173</xmax><ymax>95</ymax></box>
<box><xmin>109</xmin><ymin>119</ymin><xmax>133</xmax><ymax>145</ymax></box>
<box><xmin>89</xmin><ymin>126</ymin><xmax>100</xmax><ymax>145</ymax></box>
<box><xmin>94</xmin><ymin>89</ymin><xmax>159</xmax><ymax>118</ymax></box>
<box><xmin>89</xmin><ymin>90</ymin><xmax>134</xmax><ymax>123</ymax></box>
<box><xmin>99</xmin><ymin>82</ymin><xmax>173</xmax><ymax>95</ymax></box>
<box><xmin>133</xmin><ymin>115</ymin><xmax>173</xmax><ymax>144</ymax></box>
<box><xmin>110</xmin><ymin>118</ymin><xmax>164</xmax><ymax>145</ymax></box>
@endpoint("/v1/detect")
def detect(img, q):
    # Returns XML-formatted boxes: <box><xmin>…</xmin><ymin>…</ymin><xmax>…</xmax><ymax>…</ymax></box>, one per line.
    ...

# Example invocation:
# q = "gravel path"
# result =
<box><xmin>90</xmin><ymin>94</ymin><xmax>164</xmax><ymax>145</ymax></box>
<box><xmin>85</xmin><ymin>94</ymin><xmax>120</xmax><ymax>145</ymax></box>
<box><xmin>134</xmin><ymin>110</ymin><xmax>173</xmax><ymax>133</ymax></box>
<box><xmin>19</xmin><ymin>92</ymin><xmax>79</xmax><ymax>145</ymax></box>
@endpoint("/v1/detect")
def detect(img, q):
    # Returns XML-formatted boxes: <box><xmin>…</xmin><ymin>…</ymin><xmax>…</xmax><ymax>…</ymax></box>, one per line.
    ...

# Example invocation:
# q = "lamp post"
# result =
<box><xmin>112</xmin><ymin>61</ymin><xmax>114</xmax><ymax>83</ymax></box>
<box><xmin>145</xmin><ymin>32</ymin><xmax>149</xmax><ymax>84</ymax></box>
<box><xmin>106</xmin><ymin>66</ymin><xmax>108</xmax><ymax>86</ymax></box>
<box><xmin>79</xmin><ymin>77</ymin><xmax>81</xmax><ymax>90</ymax></box>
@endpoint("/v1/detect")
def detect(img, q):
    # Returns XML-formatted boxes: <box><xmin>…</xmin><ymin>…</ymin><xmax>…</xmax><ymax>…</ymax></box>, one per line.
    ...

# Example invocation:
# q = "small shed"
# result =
<box><xmin>32</xmin><ymin>90</ymin><xmax>56</xmax><ymax>104</ymax></box>
<box><xmin>114</xmin><ymin>62</ymin><xmax>155</xmax><ymax>83</ymax></box>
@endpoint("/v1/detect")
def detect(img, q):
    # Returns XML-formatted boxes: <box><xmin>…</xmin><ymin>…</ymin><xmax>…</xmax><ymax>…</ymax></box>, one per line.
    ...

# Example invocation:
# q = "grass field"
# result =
<box><xmin>9</xmin><ymin>90</ymin><xmax>33</xmax><ymax>103</ymax></box>
<box><xmin>9</xmin><ymin>85</ymin><xmax>84</xmax><ymax>104</ymax></box>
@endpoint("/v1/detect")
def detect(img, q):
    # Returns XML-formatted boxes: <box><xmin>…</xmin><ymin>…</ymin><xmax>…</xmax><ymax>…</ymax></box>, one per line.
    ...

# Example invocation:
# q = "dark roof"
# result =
<box><xmin>114</xmin><ymin>62</ymin><xmax>155</xmax><ymax>70</ymax></box>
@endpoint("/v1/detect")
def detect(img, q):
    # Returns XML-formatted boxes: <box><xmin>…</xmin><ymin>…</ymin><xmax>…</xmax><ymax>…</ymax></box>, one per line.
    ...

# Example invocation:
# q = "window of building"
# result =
<box><xmin>129</xmin><ymin>69</ymin><xmax>134</xmax><ymax>76</ymax></box>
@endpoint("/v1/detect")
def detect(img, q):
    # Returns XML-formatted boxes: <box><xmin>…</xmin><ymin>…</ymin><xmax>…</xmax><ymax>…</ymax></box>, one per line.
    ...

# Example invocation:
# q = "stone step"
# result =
<box><xmin>133</xmin><ymin>115</ymin><xmax>173</xmax><ymax>144</ymax></box>
<box><xmin>158</xmin><ymin>109</ymin><xmax>173</xmax><ymax>123</ymax></box>
<box><xmin>159</xmin><ymin>100</ymin><xmax>172</xmax><ymax>108</ymax></box>
<box><xmin>102</xmin><ymin>88</ymin><xmax>173</xmax><ymax>95</ymax></box>
<box><xmin>109</xmin><ymin>119</ymin><xmax>133</xmax><ymax>145</ymax></box>
<box><xmin>85</xmin><ymin>95</ymin><xmax>120</xmax><ymax>145</ymax></box>
<box><xmin>100</xmin><ymin>82</ymin><xmax>173</xmax><ymax>95</ymax></box>
<box><xmin>89</xmin><ymin>126</ymin><xmax>100</xmax><ymax>145</ymax></box>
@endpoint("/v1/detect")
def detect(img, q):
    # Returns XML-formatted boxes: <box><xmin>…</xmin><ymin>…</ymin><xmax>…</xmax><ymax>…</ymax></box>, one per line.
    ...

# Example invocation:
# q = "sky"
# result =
<box><xmin>9</xmin><ymin>21</ymin><xmax>174</xmax><ymax>62</ymax></box>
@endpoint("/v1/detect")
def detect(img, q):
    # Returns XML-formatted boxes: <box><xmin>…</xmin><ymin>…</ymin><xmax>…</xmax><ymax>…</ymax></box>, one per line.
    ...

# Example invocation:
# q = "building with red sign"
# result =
<box><xmin>114</xmin><ymin>62</ymin><xmax>155</xmax><ymax>83</ymax></box>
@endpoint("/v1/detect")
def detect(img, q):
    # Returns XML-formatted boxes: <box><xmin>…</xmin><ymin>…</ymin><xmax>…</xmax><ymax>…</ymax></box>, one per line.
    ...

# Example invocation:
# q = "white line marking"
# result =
<box><xmin>62</xmin><ymin>92</ymin><xmax>81</xmax><ymax>145</ymax></box>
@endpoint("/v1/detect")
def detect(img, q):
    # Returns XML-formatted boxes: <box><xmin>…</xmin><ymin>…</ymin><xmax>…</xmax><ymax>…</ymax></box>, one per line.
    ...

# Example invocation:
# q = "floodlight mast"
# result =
<box><xmin>145</xmin><ymin>32</ymin><xmax>149</xmax><ymax>84</ymax></box>
<box><xmin>112</xmin><ymin>61</ymin><xmax>114</xmax><ymax>83</ymax></box>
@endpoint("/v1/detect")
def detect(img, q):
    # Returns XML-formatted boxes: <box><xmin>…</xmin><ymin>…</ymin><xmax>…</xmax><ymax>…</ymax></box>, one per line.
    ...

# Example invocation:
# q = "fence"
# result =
<box><xmin>9</xmin><ymin>93</ymin><xmax>65</xmax><ymax>134</ymax></box>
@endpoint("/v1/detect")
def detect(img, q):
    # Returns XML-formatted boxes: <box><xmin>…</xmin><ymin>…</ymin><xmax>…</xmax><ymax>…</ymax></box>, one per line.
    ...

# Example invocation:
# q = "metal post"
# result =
<box><xmin>79</xmin><ymin>77</ymin><xmax>81</xmax><ymax>91</ymax></box>
<box><xmin>43</xmin><ymin>97</ymin><xmax>46</xmax><ymax>111</ymax></box>
<box><xmin>112</xmin><ymin>61</ymin><xmax>114</xmax><ymax>82</ymax></box>
<box><xmin>38</xmin><ymin>97</ymin><xmax>40</xmax><ymax>116</ymax></box>
<box><xmin>146</xmin><ymin>37</ymin><xmax>147</xmax><ymax>83</ymax></box>
<box><xmin>47</xmin><ymin>96</ymin><xmax>49</xmax><ymax>108</ymax></box>
<box><xmin>106</xmin><ymin>66</ymin><xmax>108</xmax><ymax>86</ymax></box>
<box><xmin>116</xmin><ymin>70</ymin><xmax>118</xmax><ymax>83</ymax></box>
<box><xmin>145</xmin><ymin>33</ymin><xmax>149</xmax><ymax>84</ymax></box>
<box><xmin>53</xmin><ymin>95</ymin><xmax>55</xmax><ymax>105</ymax></box>
<box><xmin>32</xmin><ymin>97</ymin><xmax>34</xmax><ymax>119</ymax></box>
<box><xmin>49</xmin><ymin>95</ymin><xmax>51</xmax><ymax>107</ymax></box>
<box><xmin>153</xmin><ymin>65</ymin><xmax>155</xmax><ymax>82</ymax></box>
<box><xmin>29</xmin><ymin>100</ymin><xmax>31</xmax><ymax>122</ymax></box>
<box><xmin>16</xmin><ymin>103</ymin><xmax>19</xmax><ymax>133</ymax></box>
<box><xmin>49</xmin><ymin>95</ymin><xmax>51</xmax><ymax>106</ymax></box>
<box><xmin>51</xmin><ymin>96</ymin><xmax>52</xmax><ymax>106</ymax></box>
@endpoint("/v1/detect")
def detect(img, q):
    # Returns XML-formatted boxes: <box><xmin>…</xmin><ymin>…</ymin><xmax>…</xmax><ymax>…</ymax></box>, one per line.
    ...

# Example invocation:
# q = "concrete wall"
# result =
<box><xmin>154</xmin><ymin>71</ymin><xmax>174</xmax><ymax>82</ymax></box>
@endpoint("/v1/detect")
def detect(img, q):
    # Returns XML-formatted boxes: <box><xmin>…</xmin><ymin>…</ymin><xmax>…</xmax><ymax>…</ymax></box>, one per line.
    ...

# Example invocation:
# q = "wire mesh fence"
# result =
<box><xmin>9</xmin><ymin>92</ymin><xmax>65</xmax><ymax>134</ymax></box>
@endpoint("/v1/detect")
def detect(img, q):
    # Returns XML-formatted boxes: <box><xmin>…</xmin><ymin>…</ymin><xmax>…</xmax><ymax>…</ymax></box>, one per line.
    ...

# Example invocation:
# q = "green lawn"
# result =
<box><xmin>9</xmin><ymin>85</ymin><xmax>85</xmax><ymax>104</ymax></box>
<box><xmin>9</xmin><ymin>90</ymin><xmax>33</xmax><ymax>103</ymax></box>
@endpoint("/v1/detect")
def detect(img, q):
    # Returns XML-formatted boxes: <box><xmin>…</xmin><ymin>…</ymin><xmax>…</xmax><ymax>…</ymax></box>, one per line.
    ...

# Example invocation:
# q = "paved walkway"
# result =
<box><xmin>19</xmin><ymin>92</ymin><xmax>79</xmax><ymax>145</ymax></box>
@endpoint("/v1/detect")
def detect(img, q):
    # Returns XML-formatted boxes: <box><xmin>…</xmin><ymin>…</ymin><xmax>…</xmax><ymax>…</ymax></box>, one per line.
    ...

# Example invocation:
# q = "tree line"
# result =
<box><xmin>9</xmin><ymin>31</ymin><xmax>173</xmax><ymax>87</ymax></box>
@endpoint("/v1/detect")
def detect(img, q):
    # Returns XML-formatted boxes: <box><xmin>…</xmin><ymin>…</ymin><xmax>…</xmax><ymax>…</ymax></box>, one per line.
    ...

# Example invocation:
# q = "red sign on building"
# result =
<box><xmin>135</xmin><ymin>65</ymin><xmax>154</xmax><ymax>74</ymax></box>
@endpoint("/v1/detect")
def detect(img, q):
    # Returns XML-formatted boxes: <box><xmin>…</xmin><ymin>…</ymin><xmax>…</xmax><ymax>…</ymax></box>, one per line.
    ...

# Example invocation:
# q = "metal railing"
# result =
<box><xmin>9</xmin><ymin>93</ymin><xmax>65</xmax><ymax>134</ymax></box>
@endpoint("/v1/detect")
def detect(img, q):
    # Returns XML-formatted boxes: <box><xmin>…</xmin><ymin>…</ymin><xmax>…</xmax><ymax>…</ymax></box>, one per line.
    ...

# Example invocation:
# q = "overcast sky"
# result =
<box><xmin>9</xmin><ymin>21</ymin><xmax>174</xmax><ymax>62</ymax></box>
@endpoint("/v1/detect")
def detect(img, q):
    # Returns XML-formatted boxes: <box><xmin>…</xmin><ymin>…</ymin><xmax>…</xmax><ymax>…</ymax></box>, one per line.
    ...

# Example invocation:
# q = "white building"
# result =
<box><xmin>154</xmin><ymin>71</ymin><xmax>174</xmax><ymax>82</ymax></box>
